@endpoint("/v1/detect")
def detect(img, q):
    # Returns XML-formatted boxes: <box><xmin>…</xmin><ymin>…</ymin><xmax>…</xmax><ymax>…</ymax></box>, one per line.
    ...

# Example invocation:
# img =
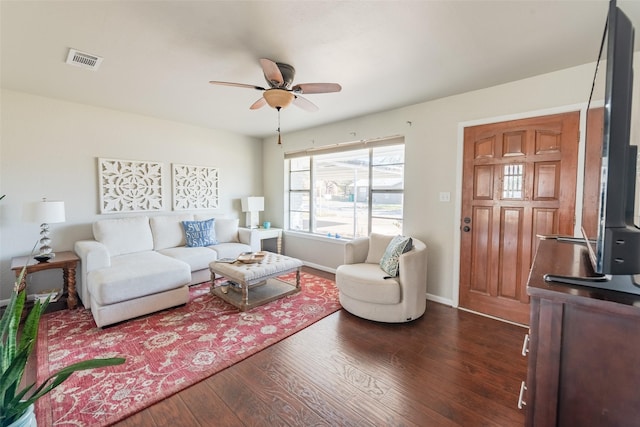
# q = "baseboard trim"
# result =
<box><xmin>302</xmin><ymin>261</ymin><xmax>337</xmax><ymax>274</ymax></box>
<box><xmin>426</xmin><ymin>293</ymin><xmax>453</xmax><ymax>306</ymax></box>
<box><xmin>458</xmin><ymin>307</ymin><xmax>528</xmax><ymax>328</ymax></box>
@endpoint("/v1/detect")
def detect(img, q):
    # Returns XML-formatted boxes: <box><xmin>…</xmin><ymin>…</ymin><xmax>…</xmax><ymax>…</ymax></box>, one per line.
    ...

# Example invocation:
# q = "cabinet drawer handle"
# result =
<box><xmin>518</xmin><ymin>381</ymin><xmax>527</xmax><ymax>409</ymax></box>
<box><xmin>521</xmin><ymin>333</ymin><xmax>530</xmax><ymax>356</ymax></box>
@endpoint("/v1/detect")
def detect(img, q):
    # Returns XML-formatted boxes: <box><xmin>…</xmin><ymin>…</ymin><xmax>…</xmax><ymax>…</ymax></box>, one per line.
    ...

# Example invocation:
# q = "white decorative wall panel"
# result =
<box><xmin>99</xmin><ymin>158</ymin><xmax>164</xmax><ymax>213</ymax></box>
<box><xmin>172</xmin><ymin>164</ymin><xmax>219</xmax><ymax>210</ymax></box>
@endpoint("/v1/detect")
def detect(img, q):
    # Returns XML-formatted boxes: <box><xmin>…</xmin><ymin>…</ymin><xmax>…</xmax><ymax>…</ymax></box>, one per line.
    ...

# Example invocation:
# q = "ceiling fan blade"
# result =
<box><xmin>209</xmin><ymin>81</ymin><xmax>265</xmax><ymax>91</ymax></box>
<box><xmin>293</xmin><ymin>95</ymin><xmax>319</xmax><ymax>112</ymax></box>
<box><xmin>292</xmin><ymin>83</ymin><xmax>342</xmax><ymax>94</ymax></box>
<box><xmin>260</xmin><ymin>58</ymin><xmax>284</xmax><ymax>86</ymax></box>
<box><xmin>250</xmin><ymin>97</ymin><xmax>267</xmax><ymax>110</ymax></box>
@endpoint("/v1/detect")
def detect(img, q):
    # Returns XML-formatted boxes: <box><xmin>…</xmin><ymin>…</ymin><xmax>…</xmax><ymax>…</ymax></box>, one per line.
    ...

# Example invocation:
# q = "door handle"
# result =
<box><xmin>518</xmin><ymin>381</ymin><xmax>527</xmax><ymax>409</ymax></box>
<box><xmin>463</xmin><ymin>226</ymin><xmax>471</xmax><ymax>232</ymax></box>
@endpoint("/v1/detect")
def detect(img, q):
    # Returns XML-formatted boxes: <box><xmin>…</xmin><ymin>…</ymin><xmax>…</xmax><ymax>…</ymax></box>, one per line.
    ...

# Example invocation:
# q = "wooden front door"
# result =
<box><xmin>459</xmin><ymin>112</ymin><xmax>579</xmax><ymax>325</ymax></box>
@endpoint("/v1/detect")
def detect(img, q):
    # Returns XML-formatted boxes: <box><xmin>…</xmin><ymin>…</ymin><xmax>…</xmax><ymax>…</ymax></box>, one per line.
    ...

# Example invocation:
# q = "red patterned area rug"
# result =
<box><xmin>35</xmin><ymin>272</ymin><xmax>339</xmax><ymax>426</ymax></box>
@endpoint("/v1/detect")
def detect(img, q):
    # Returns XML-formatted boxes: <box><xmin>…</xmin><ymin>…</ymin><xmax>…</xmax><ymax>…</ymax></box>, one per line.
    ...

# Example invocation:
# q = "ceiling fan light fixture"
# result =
<box><xmin>264</xmin><ymin>89</ymin><xmax>294</xmax><ymax>109</ymax></box>
<box><xmin>209</xmin><ymin>59</ymin><xmax>339</xmax><ymax>114</ymax></box>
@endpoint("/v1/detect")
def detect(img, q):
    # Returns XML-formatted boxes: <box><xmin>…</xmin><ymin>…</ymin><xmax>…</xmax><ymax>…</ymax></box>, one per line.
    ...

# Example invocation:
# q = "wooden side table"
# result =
<box><xmin>10</xmin><ymin>251</ymin><xmax>80</xmax><ymax>309</ymax></box>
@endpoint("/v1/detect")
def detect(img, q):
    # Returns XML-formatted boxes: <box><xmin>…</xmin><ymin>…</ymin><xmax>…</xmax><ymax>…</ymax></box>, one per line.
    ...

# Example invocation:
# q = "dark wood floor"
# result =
<box><xmin>107</xmin><ymin>267</ymin><xmax>528</xmax><ymax>426</ymax></box>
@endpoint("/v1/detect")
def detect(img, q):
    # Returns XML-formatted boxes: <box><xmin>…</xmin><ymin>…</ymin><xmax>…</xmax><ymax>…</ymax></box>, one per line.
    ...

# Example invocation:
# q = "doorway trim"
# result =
<box><xmin>451</xmin><ymin>102</ymin><xmax>589</xmax><ymax>308</ymax></box>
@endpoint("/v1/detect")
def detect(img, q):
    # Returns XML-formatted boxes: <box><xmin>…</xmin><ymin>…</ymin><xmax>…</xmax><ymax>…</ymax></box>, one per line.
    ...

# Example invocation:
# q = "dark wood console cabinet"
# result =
<box><xmin>523</xmin><ymin>238</ymin><xmax>640</xmax><ymax>427</ymax></box>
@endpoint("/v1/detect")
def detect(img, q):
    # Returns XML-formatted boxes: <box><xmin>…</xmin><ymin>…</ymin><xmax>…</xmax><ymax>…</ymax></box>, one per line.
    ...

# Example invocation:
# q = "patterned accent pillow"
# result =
<box><xmin>379</xmin><ymin>235</ymin><xmax>413</xmax><ymax>276</ymax></box>
<box><xmin>182</xmin><ymin>218</ymin><xmax>217</xmax><ymax>247</ymax></box>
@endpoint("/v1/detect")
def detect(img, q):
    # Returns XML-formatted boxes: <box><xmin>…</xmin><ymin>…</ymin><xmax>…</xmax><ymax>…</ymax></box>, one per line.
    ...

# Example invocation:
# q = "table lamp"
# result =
<box><xmin>241</xmin><ymin>196</ymin><xmax>264</xmax><ymax>229</ymax></box>
<box><xmin>33</xmin><ymin>198</ymin><xmax>66</xmax><ymax>259</ymax></box>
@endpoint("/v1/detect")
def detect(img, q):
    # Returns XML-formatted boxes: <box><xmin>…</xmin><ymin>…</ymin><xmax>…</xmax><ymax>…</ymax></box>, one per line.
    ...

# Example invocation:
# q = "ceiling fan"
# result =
<box><xmin>209</xmin><ymin>58</ymin><xmax>342</xmax><ymax>112</ymax></box>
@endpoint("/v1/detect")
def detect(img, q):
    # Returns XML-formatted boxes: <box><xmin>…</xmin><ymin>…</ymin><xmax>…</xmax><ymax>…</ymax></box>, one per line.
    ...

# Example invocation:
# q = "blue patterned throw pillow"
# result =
<box><xmin>379</xmin><ymin>235</ymin><xmax>413</xmax><ymax>276</ymax></box>
<box><xmin>182</xmin><ymin>218</ymin><xmax>217</xmax><ymax>247</ymax></box>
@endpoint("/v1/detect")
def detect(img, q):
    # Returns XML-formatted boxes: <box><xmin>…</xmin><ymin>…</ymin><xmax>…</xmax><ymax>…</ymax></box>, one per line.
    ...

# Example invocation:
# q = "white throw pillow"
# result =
<box><xmin>150</xmin><ymin>214</ymin><xmax>194</xmax><ymax>250</ymax></box>
<box><xmin>215</xmin><ymin>218</ymin><xmax>239</xmax><ymax>243</ymax></box>
<box><xmin>93</xmin><ymin>216</ymin><xmax>154</xmax><ymax>257</ymax></box>
<box><xmin>365</xmin><ymin>233</ymin><xmax>395</xmax><ymax>264</ymax></box>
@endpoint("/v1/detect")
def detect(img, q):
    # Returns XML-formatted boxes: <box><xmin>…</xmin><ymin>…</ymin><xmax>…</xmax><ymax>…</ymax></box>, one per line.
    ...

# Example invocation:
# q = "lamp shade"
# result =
<box><xmin>241</xmin><ymin>196</ymin><xmax>264</xmax><ymax>212</ymax></box>
<box><xmin>33</xmin><ymin>200</ymin><xmax>66</xmax><ymax>224</ymax></box>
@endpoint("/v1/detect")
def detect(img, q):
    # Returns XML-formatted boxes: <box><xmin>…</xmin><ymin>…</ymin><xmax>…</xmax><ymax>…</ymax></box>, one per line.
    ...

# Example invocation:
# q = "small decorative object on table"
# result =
<box><xmin>236</xmin><ymin>251</ymin><xmax>267</xmax><ymax>264</ymax></box>
<box><xmin>216</xmin><ymin>257</ymin><xmax>237</xmax><ymax>263</ymax></box>
<box><xmin>34</xmin><ymin>254</ymin><xmax>52</xmax><ymax>263</ymax></box>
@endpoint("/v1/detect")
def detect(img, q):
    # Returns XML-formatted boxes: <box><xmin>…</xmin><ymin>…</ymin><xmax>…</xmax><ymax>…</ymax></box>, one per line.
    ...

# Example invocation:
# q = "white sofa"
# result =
<box><xmin>74</xmin><ymin>214</ymin><xmax>260</xmax><ymax>327</ymax></box>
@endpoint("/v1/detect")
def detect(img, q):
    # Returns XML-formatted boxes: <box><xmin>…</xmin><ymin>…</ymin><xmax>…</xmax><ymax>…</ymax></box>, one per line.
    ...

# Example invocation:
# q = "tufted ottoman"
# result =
<box><xmin>209</xmin><ymin>252</ymin><xmax>303</xmax><ymax>311</ymax></box>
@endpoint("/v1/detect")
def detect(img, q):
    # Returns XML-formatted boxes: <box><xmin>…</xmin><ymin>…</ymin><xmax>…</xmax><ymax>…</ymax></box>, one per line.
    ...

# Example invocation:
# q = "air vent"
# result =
<box><xmin>65</xmin><ymin>48</ymin><xmax>103</xmax><ymax>71</ymax></box>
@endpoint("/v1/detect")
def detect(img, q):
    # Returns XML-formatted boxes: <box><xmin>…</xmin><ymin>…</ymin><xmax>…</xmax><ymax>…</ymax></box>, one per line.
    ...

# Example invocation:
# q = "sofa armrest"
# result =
<box><xmin>75</xmin><ymin>240</ymin><xmax>111</xmax><ymax>270</ymax></box>
<box><xmin>344</xmin><ymin>237</ymin><xmax>370</xmax><ymax>264</ymax></box>
<box><xmin>74</xmin><ymin>240</ymin><xmax>111</xmax><ymax>309</ymax></box>
<box><xmin>238</xmin><ymin>227</ymin><xmax>261</xmax><ymax>252</ymax></box>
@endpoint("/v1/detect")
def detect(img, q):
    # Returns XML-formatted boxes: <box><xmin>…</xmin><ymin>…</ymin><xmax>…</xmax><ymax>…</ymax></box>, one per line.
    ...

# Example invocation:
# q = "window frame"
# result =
<box><xmin>285</xmin><ymin>137</ymin><xmax>405</xmax><ymax>238</ymax></box>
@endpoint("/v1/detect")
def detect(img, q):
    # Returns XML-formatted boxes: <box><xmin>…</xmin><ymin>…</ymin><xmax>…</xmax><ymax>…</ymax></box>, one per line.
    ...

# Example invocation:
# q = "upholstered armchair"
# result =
<box><xmin>336</xmin><ymin>233</ymin><xmax>427</xmax><ymax>323</ymax></box>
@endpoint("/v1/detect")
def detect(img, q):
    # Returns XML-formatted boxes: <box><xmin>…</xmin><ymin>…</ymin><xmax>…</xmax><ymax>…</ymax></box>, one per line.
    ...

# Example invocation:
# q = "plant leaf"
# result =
<box><xmin>20</xmin><ymin>358</ymin><xmax>126</xmax><ymax>406</ymax></box>
<box><xmin>0</xmin><ymin>344</ymin><xmax>31</xmax><ymax>410</ymax></box>
<box><xmin>18</xmin><ymin>297</ymin><xmax>47</xmax><ymax>356</ymax></box>
<box><xmin>0</xmin><ymin>289</ymin><xmax>24</xmax><ymax>381</ymax></box>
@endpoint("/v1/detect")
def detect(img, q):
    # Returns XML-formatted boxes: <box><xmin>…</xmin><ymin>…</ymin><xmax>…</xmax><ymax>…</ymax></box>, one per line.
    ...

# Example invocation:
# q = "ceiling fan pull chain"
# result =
<box><xmin>277</xmin><ymin>106</ymin><xmax>282</xmax><ymax>145</ymax></box>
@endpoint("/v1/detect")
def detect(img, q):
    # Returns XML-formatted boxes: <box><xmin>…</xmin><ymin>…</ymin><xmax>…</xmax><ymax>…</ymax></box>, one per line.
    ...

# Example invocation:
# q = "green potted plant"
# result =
<box><xmin>1</xmin><ymin>263</ymin><xmax>125</xmax><ymax>426</ymax></box>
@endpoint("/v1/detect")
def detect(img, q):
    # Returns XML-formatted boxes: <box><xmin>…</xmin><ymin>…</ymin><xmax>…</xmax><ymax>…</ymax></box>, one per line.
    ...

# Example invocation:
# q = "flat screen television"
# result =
<box><xmin>546</xmin><ymin>0</ymin><xmax>640</xmax><ymax>295</ymax></box>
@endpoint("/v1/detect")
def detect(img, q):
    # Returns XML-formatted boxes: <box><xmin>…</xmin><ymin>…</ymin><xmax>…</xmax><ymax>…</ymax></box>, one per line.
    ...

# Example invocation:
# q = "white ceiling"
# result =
<box><xmin>2</xmin><ymin>0</ymin><xmax>639</xmax><ymax>139</ymax></box>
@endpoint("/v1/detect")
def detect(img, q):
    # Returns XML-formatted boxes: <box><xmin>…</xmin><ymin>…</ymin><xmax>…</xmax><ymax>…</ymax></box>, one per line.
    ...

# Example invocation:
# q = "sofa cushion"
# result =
<box><xmin>380</xmin><ymin>235</ymin><xmax>413</xmax><ymax>276</ymax></box>
<box><xmin>158</xmin><ymin>246</ymin><xmax>218</xmax><ymax>272</ymax></box>
<box><xmin>88</xmin><ymin>251</ymin><xmax>190</xmax><ymax>306</ymax></box>
<box><xmin>215</xmin><ymin>218</ymin><xmax>239</xmax><ymax>243</ymax></box>
<box><xmin>182</xmin><ymin>218</ymin><xmax>217</xmax><ymax>247</ymax></box>
<box><xmin>150</xmin><ymin>214</ymin><xmax>194</xmax><ymax>250</ymax></box>
<box><xmin>365</xmin><ymin>233</ymin><xmax>395</xmax><ymax>264</ymax></box>
<box><xmin>336</xmin><ymin>263</ymin><xmax>401</xmax><ymax>304</ymax></box>
<box><xmin>93</xmin><ymin>216</ymin><xmax>153</xmax><ymax>257</ymax></box>
<box><xmin>208</xmin><ymin>242</ymin><xmax>252</xmax><ymax>259</ymax></box>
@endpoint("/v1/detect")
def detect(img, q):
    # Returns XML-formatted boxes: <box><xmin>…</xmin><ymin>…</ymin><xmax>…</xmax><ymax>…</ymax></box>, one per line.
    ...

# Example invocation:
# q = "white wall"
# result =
<box><xmin>0</xmin><ymin>90</ymin><xmax>262</xmax><ymax>300</ymax></box>
<box><xmin>263</xmin><ymin>60</ymin><xmax>640</xmax><ymax>305</ymax></box>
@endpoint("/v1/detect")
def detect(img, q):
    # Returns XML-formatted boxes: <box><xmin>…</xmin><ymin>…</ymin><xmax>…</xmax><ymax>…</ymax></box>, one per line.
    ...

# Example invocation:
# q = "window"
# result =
<box><xmin>503</xmin><ymin>163</ymin><xmax>524</xmax><ymax>199</ymax></box>
<box><xmin>286</xmin><ymin>138</ymin><xmax>404</xmax><ymax>239</ymax></box>
<box><xmin>289</xmin><ymin>157</ymin><xmax>310</xmax><ymax>232</ymax></box>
